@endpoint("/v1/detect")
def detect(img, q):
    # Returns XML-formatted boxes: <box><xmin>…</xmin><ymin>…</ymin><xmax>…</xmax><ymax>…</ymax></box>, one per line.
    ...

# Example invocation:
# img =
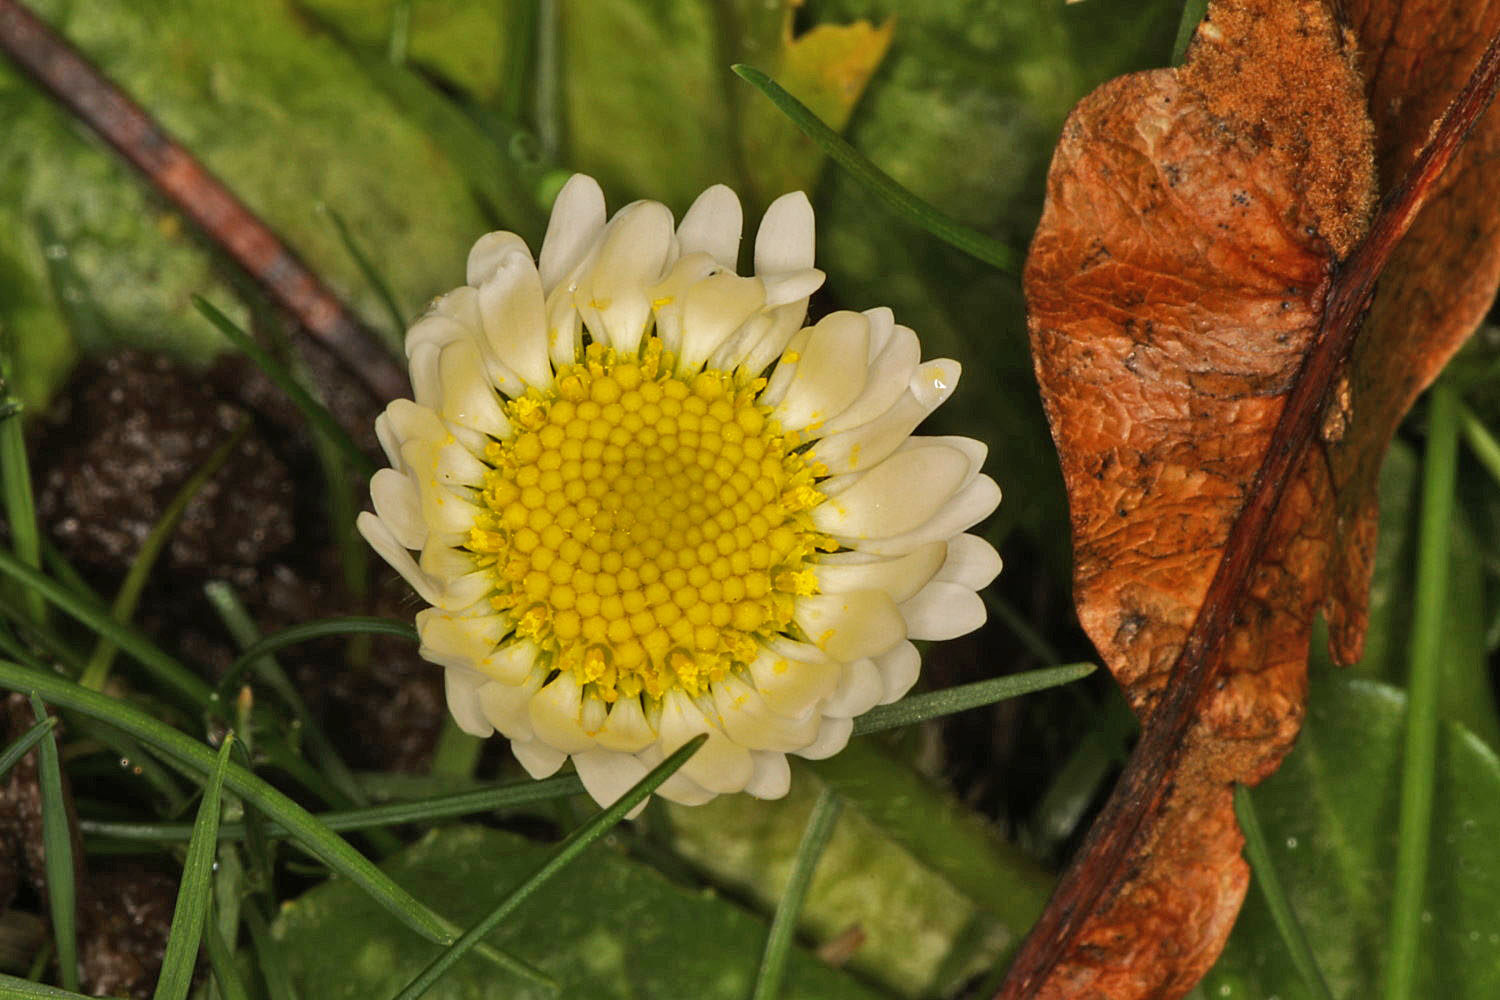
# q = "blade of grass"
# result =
<box><xmin>28</xmin><ymin>696</ymin><xmax>77</xmax><ymax>992</ymax></box>
<box><xmin>0</xmin><ymin>374</ymin><xmax>45</xmax><ymax>627</ymax></box>
<box><xmin>193</xmin><ymin>297</ymin><xmax>376</xmax><ymax>479</ymax></box>
<box><xmin>154</xmin><ymin>735</ymin><xmax>235</xmax><ymax>1000</ymax></box>
<box><xmin>392</xmin><ymin>735</ymin><xmax>707</xmax><ymax>1000</ymax></box>
<box><xmin>81</xmin><ymin>774</ymin><xmax>587</xmax><ymax>842</ymax></box>
<box><xmin>325</xmin><ymin>206</ymin><xmax>406</xmax><ymax>350</ymax></box>
<box><xmin>0</xmin><ymin>973</ymin><xmax>93</xmax><ymax>998</ymax></box>
<box><xmin>213</xmin><ymin>616</ymin><xmax>416</xmax><ymax>701</ymax></box>
<box><xmin>242</xmin><ymin>904</ymin><xmax>299</xmax><ymax>1000</ymax></box>
<box><xmin>1171</xmin><ymin>0</ymin><xmax>1210</xmax><ymax>64</ymax></box>
<box><xmin>0</xmin><ymin>661</ymin><xmax>445</xmax><ymax>947</ymax></box>
<box><xmin>202</xmin><ymin>898</ymin><xmax>251</xmax><ymax>1000</ymax></box>
<box><xmin>429</xmin><ymin>716</ymin><xmax>484</xmax><ymax>780</ymax></box>
<box><xmin>0</xmin><ymin>549</ymin><xmax>210</xmax><ymax>708</ymax></box>
<box><xmin>750</xmin><ymin>786</ymin><xmax>843</xmax><ymax>1000</ymax></box>
<box><xmin>1459</xmin><ymin>401</ymin><xmax>1500</xmax><ymax>488</ymax></box>
<box><xmin>80</xmin><ymin>422</ymin><xmax>250</xmax><ymax>691</ymax></box>
<box><xmin>1382</xmin><ymin>384</ymin><xmax>1459</xmax><ymax>1000</ymax></box>
<box><xmin>0</xmin><ymin>717</ymin><xmax>55</xmax><ymax>780</ymax></box>
<box><xmin>851</xmin><ymin>662</ymin><xmax>1096</xmax><ymax>736</ymax></box>
<box><xmin>1233</xmin><ymin>784</ymin><xmax>1334</xmax><ymax>1000</ymax></box>
<box><xmin>731</xmin><ymin>64</ymin><xmax>1022</xmax><ymax>275</ymax></box>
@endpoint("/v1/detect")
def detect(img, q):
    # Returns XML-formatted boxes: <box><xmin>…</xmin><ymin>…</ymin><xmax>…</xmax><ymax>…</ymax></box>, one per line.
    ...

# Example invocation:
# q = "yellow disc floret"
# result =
<box><xmin>468</xmin><ymin>338</ymin><xmax>830</xmax><ymax>703</ymax></box>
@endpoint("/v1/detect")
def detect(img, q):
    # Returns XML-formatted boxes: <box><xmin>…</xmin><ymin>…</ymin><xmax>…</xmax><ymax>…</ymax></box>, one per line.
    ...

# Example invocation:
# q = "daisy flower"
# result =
<box><xmin>357</xmin><ymin>175</ymin><xmax>1002</xmax><ymax>809</ymax></box>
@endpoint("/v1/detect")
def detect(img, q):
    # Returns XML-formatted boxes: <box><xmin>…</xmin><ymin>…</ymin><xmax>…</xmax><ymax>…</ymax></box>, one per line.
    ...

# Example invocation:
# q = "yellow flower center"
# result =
<box><xmin>469</xmin><ymin>339</ymin><xmax>828</xmax><ymax>703</ymax></box>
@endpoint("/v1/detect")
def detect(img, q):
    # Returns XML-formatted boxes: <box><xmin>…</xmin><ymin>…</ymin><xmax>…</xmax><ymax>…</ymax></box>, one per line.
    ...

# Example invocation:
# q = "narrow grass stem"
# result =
<box><xmin>751</xmin><ymin>787</ymin><xmax>843</xmax><ymax>1000</ymax></box>
<box><xmin>852</xmin><ymin>662</ymin><xmax>1095</xmax><ymax>736</ymax></box>
<box><xmin>731</xmin><ymin>64</ymin><xmax>1022</xmax><ymax>275</ymax></box>
<box><xmin>29</xmin><ymin>697</ymin><xmax>77</xmax><ymax>992</ymax></box>
<box><xmin>1382</xmin><ymin>384</ymin><xmax>1460</xmax><ymax>1000</ymax></box>
<box><xmin>1233</xmin><ymin>785</ymin><xmax>1334</xmax><ymax>1000</ymax></box>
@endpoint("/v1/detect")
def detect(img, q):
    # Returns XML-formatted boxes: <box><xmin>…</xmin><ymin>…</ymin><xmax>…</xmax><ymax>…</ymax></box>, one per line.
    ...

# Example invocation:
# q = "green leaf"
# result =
<box><xmin>153</xmin><ymin>735</ymin><xmax>234</xmax><ymax>1000</ymax></box>
<box><xmin>29</xmin><ymin>697</ymin><xmax>77</xmax><ymax>992</ymax></box>
<box><xmin>663</xmin><ymin>742</ymin><xmax>1052</xmax><ymax>998</ymax></box>
<box><xmin>272</xmin><ymin>824</ymin><xmax>883</xmax><ymax>1000</ymax></box>
<box><xmin>751</xmin><ymin>787</ymin><xmax>843</xmax><ymax>1000</ymax></box>
<box><xmin>1204</xmin><ymin>671</ymin><xmax>1500</xmax><ymax>999</ymax></box>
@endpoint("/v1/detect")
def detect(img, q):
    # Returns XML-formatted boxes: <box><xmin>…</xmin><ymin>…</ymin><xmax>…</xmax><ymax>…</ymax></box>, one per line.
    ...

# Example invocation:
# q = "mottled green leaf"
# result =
<box><xmin>662</xmin><ymin>742</ymin><xmax>1051</xmax><ymax>998</ymax></box>
<box><xmin>1204</xmin><ymin>671</ymin><xmax>1500</xmax><ymax>999</ymax></box>
<box><xmin>272</xmin><ymin>824</ymin><xmax>882</xmax><ymax>1000</ymax></box>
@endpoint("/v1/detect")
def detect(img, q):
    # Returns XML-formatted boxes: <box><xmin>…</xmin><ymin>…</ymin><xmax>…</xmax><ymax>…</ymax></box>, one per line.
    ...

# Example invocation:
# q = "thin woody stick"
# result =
<box><xmin>0</xmin><ymin>0</ymin><xmax>409</xmax><ymax>403</ymax></box>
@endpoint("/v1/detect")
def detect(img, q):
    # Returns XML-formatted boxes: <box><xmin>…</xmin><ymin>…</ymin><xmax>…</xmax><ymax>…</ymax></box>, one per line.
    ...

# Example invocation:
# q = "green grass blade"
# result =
<box><xmin>242</xmin><ymin>904</ymin><xmax>300</xmax><ymax>1000</ymax></box>
<box><xmin>392</xmin><ymin>735</ymin><xmax>708</xmax><ymax>1000</ymax></box>
<box><xmin>852</xmin><ymin>662</ymin><xmax>1096</xmax><ymax>736</ymax></box>
<box><xmin>326</xmin><ymin>206</ymin><xmax>407</xmax><ymax>349</ymax></box>
<box><xmin>29</xmin><ymin>697</ymin><xmax>77</xmax><ymax>992</ymax></box>
<box><xmin>0</xmin><ymin>548</ymin><xmax>210</xmax><ymax>708</ymax></box>
<box><xmin>80</xmin><ymin>422</ymin><xmax>250</xmax><ymax>691</ymax></box>
<box><xmin>731</xmin><ymin>64</ymin><xmax>1022</xmax><ymax>275</ymax></box>
<box><xmin>1233</xmin><ymin>785</ymin><xmax>1334</xmax><ymax>1000</ymax></box>
<box><xmin>0</xmin><ymin>717</ymin><xmax>56</xmax><ymax>779</ymax></box>
<box><xmin>1172</xmin><ymin>0</ymin><xmax>1210</xmax><ymax>64</ymax></box>
<box><xmin>81</xmin><ymin>774</ymin><xmax>587</xmax><ymax>842</ymax></box>
<box><xmin>1458</xmin><ymin>401</ymin><xmax>1500</xmax><ymax>488</ymax></box>
<box><xmin>751</xmin><ymin>786</ymin><xmax>843</xmax><ymax>1000</ymax></box>
<box><xmin>0</xmin><ymin>973</ymin><xmax>94</xmax><ymax>998</ymax></box>
<box><xmin>0</xmin><ymin>376</ymin><xmax>45</xmax><ymax>627</ymax></box>
<box><xmin>213</xmin><ymin>616</ymin><xmax>416</xmax><ymax>702</ymax></box>
<box><xmin>202</xmin><ymin>899</ymin><xmax>252</xmax><ymax>1000</ymax></box>
<box><xmin>0</xmin><ymin>661</ymin><xmax>448</xmax><ymax>948</ymax></box>
<box><xmin>1382</xmin><ymin>384</ymin><xmax>1459</xmax><ymax>1000</ymax></box>
<box><xmin>192</xmin><ymin>297</ymin><xmax>377</xmax><ymax>479</ymax></box>
<box><xmin>154</xmin><ymin>735</ymin><xmax>235</xmax><ymax>1000</ymax></box>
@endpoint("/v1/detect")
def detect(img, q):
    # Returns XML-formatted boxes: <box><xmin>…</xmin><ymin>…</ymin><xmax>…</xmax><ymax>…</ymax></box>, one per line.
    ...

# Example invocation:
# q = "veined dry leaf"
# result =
<box><xmin>1011</xmin><ymin>0</ymin><xmax>1500</xmax><ymax>997</ymax></box>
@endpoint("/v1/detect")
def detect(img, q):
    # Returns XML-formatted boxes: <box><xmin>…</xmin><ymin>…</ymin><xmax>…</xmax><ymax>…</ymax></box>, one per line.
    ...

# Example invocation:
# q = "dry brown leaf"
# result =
<box><xmin>1007</xmin><ymin>0</ymin><xmax>1500</xmax><ymax>997</ymax></box>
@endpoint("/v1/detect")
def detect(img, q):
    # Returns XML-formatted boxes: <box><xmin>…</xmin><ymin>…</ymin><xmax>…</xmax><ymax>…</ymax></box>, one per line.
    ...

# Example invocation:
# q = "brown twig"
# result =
<box><xmin>997</xmin><ymin>23</ymin><xmax>1500</xmax><ymax>1000</ymax></box>
<box><xmin>0</xmin><ymin>0</ymin><xmax>409</xmax><ymax>403</ymax></box>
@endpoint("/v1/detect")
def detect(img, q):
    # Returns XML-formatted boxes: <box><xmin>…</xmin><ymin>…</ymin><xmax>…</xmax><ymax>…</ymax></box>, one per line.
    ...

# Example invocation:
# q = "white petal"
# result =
<box><xmin>658</xmin><ymin>690</ymin><xmax>754</xmax><ymax>794</ymax></box>
<box><xmin>636</xmin><ymin>744</ymin><xmax>717</xmax><ymax>805</ymax></box>
<box><xmin>576</xmin><ymin>201</ymin><xmax>675</xmax><ymax>354</ymax></box>
<box><xmin>771</xmin><ymin>311</ymin><xmax>870</xmax><ymax>432</ymax></box>
<box><xmin>357</xmin><ymin>512</ymin><xmax>458</xmax><ymax>609</ymax></box>
<box><xmin>416</xmin><ymin>606</ymin><xmax>508</xmax><ymax>670</ymax></box>
<box><xmin>813</xmin><ymin>443</ymin><xmax>971</xmax><ymax>540</ymax></box>
<box><xmin>936</xmin><ymin>534</ymin><xmax>1003</xmax><ymax>591</ymax></box>
<box><xmin>538</xmin><ymin>174</ymin><xmax>607</xmax><ymax>294</ymax></box>
<box><xmin>370</xmin><ymin>469</ymin><xmax>426</xmax><ymax>550</ymax></box>
<box><xmin>545</xmin><ymin>284</ymin><xmax>584</xmax><ymax>370</ymax></box>
<box><xmin>467</xmin><ymin>231</ymin><xmax>531</xmax><ymax>288</ymax></box>
<box><xmin>444</xmin><ymin>667</ymin><xmax>493</xmax><ymax>737</ymax></box>
<box><xmin>818</xmin><ymin>325</ymin><xmax>920</xmax><ymax>435</ymax></box>
<box><xmin>795</xmin><ymin>716</ymin><xmax>853</xmax><ymax>760</ymax></box>
<box><xmin>811</xmin><ymin>542</ymin><xmax>947</xmax><ymax>604</ymax></box>
<box><xmin>433</xmin><ymin>337</ymin><xmax>512</xmax><ymax>438</ymax></box>
<box><xmin>901</xmin><ymin>581</ymin><xmax>987</xmax><ymax>640</ymax></box>
<box><xmin>596</xmin><ymin>696</ymin><xmax>657</xmax><ymax>753</ymax></box>
<box><xmin>677</xmin><ymin>273</ymin><xmax>765</xmax><ymax>373</ymax></box>
<box><xmin>822</xmin><ymin>658</ymin><xmax>884</xmax><ymax>719</ymax></box>
<box><xmin>747</xmin><ymin>641</ymin><xmax>843</xmax><ymax>718</ymax></box>
<box><xmin>375</xmin><ymin>413</ymin><xmax>403</xmax><ymax>470</ymax></box>
<box><xmin>477</xmin><ymin>668</ymin><xmax>547</xmax><ymax>742</ymax></box>
<box><xmin>528</xmin><ymin>672</ymin><xmax>596</xmax><ymax>754</ymax></box>
<box><xmin>404</xmin><ymin>311</ymin><xmax>475</xmax><ymax>359</ymax></box>
<box><xmin>677</xmin><ymin>185</ymin><xmax>743</xmax><ymax>268</ymax></box>
<box><xmin>400</xmin><ymin>441</ymin><xmax>483</xmax><ymax>543</ymax></box>
<box><xmin>793</xmin><ymin>590</ymin><xmax>907</xmax><ymax>661</ymax></box>
<box><xmin>874</xmin><ymin>641</ymin><xmax>921</xmax><ymax>704</ymax></box>
<box><xmin>477</xmin><ymin>252</ymin><xmax>552</xmax><ymax>388</ymax></box>
<box><xmin>735</xmin><ymin>304</ymin><xmax>808</xmax><ymax>381</ymax></box>
<box><xmin>743</xmin><ymin>751</ymin><xmax>792</xmax><ymax>800</ymax></box>
<box><xmin>760</xmin><ymin>267</ymin><xmax>824</xmax><ymax>308</ymax></box>
<box><xmin>812</xmin><ymin>359</ymin><xmax>959</xmax><ymax>474</ymax></box>
<box><xmin>573</xmin><ymin>748</ymin><xmax>651</xmax><ymax>809</ymax></box>
<box><xmin>511</xmin><ymin>738</ymin><xmax>567</xmax><ymax>779</ymax></box>
<box><xmin>711</xmin><ymin>674</ymin><xmax>820</xmax><ymax>752</ymax></box>
<box><xmin>755</xmin><ymin>191</ymin><xmax>815</xmax><ymax>276</ymax></box>
<box><xmin>863</xmin><ymin>307</ymin><xmax>896</xmax><ymax>357</ymax></box>
<box><xmin>855</xmin><ymin>475</ymin><xmax>1002</xmax><ymax>557</ymax></box>
<box><xmin>649</xmin><ymin>253</ymin><xmax>723</xmax><ymax>356</ymax></box>
<box><xmin>408</xmin><ymin>342</ymin><xmax>443</xmax><ymax>410</ymax></box>
<box><xmin>756</xmin><ymin>328</ymin><xmax>808</xmax><ymax>409</ymax></box>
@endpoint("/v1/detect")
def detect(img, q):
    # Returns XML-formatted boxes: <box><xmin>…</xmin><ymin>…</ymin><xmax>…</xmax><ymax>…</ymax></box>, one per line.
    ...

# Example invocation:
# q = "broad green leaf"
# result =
<box><xmin>1332</xmin><ymin>439</ymin><xmax>1500</xmax><ymax>748</ymax></box>
<box><xmin>272</xmin><ymin>825</ymin><xmax>883</xmax><ymax>1000</ymax></box>
<box><xmin>1</xmin><ymin>0</ymin><xmax>494</xmax><ymax>401</ymax></box>
<box><xmin>662</xmin><ymin>742</ymin><xmax>1052</xmax><ymax>998</ymax></box>
<box><xmin>1204</xmin><ymin>671</ymin><xmax>1500</xmax><ymax>999</ymax></box>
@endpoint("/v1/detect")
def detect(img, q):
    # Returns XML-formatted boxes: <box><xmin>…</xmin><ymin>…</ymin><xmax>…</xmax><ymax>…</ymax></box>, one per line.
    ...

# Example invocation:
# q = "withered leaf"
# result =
<box><xmin>1009</xmin><ymin>0</ymin><xmax>1500</xmax><ymax>997</ymax></box>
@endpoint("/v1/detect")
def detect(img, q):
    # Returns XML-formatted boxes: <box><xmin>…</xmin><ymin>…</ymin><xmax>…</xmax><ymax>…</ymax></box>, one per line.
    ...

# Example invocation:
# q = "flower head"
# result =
<box><xmin>358</xmin><ymin>175</ymin><xmax>1001</xmax><ymax>808</ymax></box>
